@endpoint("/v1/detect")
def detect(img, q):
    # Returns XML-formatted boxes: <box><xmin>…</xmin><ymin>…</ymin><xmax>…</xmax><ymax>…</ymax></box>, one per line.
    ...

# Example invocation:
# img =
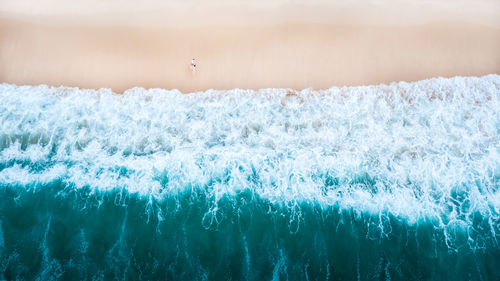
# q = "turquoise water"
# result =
<box><xmin>0</xmin><ymin>76</ymin><xmax>499</xmax><ymax>280</ymax></box>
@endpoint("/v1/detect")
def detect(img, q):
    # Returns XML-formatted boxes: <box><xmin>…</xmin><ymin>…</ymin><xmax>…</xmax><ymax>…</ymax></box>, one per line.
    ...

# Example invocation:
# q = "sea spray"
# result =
<box><xmin>0</xmin><ymin>75</ymin><xmax>499</xmax><ymax>280</ymax></box>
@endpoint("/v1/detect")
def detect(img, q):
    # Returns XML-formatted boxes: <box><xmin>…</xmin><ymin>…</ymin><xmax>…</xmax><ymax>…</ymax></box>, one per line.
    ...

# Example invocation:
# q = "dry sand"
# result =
<box><xmin>1</xmin><ymin>1</ymin><xmax>499</xmax><ymax>93</ymax></box>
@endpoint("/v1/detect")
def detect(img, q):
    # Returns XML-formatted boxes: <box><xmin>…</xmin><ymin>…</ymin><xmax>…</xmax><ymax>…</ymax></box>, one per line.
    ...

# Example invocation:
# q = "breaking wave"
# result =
<box><xmin>0</xmin><ymin>75</ymin><xmax>499</xmax><ymax>280</ymax></box>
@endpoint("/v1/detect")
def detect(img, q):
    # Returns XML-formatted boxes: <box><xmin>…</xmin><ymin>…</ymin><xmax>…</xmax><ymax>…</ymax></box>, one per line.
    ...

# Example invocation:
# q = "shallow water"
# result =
<box><xmin>0</xmin><ymin>76</ymin><xmax>499</xmax><ymax>280</ymax></box>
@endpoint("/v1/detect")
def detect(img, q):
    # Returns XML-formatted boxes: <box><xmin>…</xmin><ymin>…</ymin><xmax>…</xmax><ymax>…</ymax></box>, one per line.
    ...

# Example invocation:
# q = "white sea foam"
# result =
<box><xmin>0</xmin><ymin>75</ymin><xmax>499</xmax><ymax>232</ymax></box>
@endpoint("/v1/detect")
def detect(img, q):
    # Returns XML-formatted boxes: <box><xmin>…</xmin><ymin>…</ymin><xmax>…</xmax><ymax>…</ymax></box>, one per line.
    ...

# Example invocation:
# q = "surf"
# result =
<box><xmin>0</xmin><ymin>75</ymin><xmax>499</xmax><ymax>280</ymax></box>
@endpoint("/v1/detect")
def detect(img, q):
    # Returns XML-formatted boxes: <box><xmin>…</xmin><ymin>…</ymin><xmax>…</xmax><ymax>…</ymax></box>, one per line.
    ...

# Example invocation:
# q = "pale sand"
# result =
<box><xmin>1</xmin><ymin>1</ymin><xmax>500</xmax><ymax>93</ymax></box>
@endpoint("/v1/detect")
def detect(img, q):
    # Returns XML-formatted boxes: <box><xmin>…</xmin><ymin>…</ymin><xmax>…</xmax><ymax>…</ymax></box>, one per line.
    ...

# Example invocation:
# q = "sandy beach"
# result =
<box><xmin>1</xmin><ymin>0</ymin><xmax>499</xmax><ymax>93</ymax></box>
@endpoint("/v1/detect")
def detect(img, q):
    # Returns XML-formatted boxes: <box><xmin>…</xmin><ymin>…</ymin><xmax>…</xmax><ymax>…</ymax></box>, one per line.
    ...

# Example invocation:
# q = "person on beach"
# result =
<box><xmin>190</xmin><ymin>58</ymin><xmax>197</xmax><ymax>73</ymax></box>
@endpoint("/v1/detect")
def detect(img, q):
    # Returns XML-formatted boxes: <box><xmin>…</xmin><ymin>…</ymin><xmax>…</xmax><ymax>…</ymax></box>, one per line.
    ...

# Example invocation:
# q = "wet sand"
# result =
<box><xmin>1</xmin><ymin>2</ymin><xmax>500</xmax><ymax>93</ymax></box>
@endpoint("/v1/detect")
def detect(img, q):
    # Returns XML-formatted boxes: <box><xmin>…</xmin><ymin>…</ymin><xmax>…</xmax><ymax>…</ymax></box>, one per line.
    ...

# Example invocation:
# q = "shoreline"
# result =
<box><xmin>2</xmin><ymin>74</ymin><xmax>498</xmax><ymax>96</ymax></box>
<box><xmin>1</xmin><ymin>12</ymin><xmax>500</xmax><ymax>93</ymax></box>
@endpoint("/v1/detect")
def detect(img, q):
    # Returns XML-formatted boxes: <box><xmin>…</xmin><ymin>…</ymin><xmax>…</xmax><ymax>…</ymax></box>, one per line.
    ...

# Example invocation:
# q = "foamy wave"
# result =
<box><xmin>1</xmin><ymin>75</ymin><xmax>499</xmax><ymax>233</ymax></box>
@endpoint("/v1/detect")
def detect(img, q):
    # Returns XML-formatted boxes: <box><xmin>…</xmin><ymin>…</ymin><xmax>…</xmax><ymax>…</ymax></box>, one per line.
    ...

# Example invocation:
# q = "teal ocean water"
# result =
<box><xmin>0</xmin><ymin>76</ymin><xmax>499</xmax><ymax>280</ymax></box>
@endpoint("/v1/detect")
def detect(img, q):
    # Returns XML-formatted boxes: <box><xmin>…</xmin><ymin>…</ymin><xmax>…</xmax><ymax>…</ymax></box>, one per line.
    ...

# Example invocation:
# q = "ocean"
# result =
<box><xmin>0</xmin><ymin>75</ymin><xmax>499</xmax><ymax>280</ymax></box>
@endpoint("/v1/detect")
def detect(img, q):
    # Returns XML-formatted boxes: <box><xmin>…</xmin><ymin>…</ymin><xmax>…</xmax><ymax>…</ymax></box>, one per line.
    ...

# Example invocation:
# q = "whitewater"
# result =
<box><xmin>0</xmin><ymin>75</ymin><xmax>499</xmax><ymax>280</ymax></box>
